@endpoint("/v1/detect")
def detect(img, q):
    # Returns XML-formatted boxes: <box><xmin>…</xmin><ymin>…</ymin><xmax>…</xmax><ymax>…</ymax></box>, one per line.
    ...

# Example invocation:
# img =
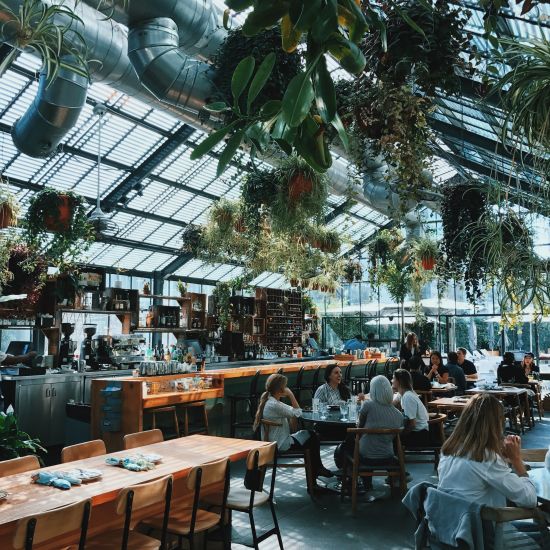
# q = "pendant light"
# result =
<box><xmin>88</xmin><ymin>103</ymin><xmax>118</xmax><ymax>236</ymax></box>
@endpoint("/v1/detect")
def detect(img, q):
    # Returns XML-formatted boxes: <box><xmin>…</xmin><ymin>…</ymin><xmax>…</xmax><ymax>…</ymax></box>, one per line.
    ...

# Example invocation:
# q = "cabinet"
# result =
<box><xmin>14</xmin><ymin>377</ymin><xmax>81</xmax><ymax>446</ymax></box>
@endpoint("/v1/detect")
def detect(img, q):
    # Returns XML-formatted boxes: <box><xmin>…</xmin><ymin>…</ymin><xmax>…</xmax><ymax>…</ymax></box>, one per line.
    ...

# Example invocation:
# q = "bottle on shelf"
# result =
<box><xmin>146</xmin><ymin>307</ymin><xmax>154</xmax><ymax>328</ymax></box>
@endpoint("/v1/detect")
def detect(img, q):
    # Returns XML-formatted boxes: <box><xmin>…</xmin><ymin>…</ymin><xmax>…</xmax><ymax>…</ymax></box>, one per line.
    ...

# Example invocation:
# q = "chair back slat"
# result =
<box><xmin>13</xmin><ymin>499</ymin><xmax>91</xmax><ymax>550</ymax></box>
<box><xmin>246</xmin><ymin>442</ymin><xmax>277</xmax><ymax>470</ymax></box>
<box><xmin>521</xmin><ymin>448</ymin><xmax>547</xmax><ymax>462</ymax></box>
<box><xmin>186</xmin><ymin>457</ymin><xmax>229</xmax><ymax>490</ymax></box>
<box><xmin>0</xmin><ymin>455</ymin><xmax>40</xmax><ymax>478</ymax></box>
<box><xmin>61</xmin><ymin>440</ymin><xmax>106</xmax><ymax>463</ymax></box>
<box><xmin>260</xmin><ymin>419</ymin><xmax>281</xmax><ymax>442</ymax></box>
<box><xmin>123</xmin><ymin>429</ymin><xmax>163</xmax><ymax>450</ymax></box>
<box><xmin>115</xmin><ymin>475</ymin><xmax>173</xmax><ymax>515</ymax></box>
<box><xmin>250</xmin><ymin>370</ymin><xmax>261</xmax><ymax>397</ymax></box>
<box><xmin>295</xmin><ymin>366</ymin><xmax>305</xmax><ymax>387</ymax></box>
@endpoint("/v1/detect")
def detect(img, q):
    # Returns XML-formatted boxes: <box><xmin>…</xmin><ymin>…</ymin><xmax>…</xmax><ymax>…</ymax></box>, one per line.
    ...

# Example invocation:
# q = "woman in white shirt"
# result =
<box><xmin>253</xmin><ymin>373</ymin><xmax>333</xmax><ymax>479</ymax></box>
<box><xmin>392</xmin><ymin>369</ymin><xmax>430</xmax><ymax>448</ymax></box>
<box><xmin>438</xmin><ymin>393</ymin><xmax>536</xmax><ymax>509</ymax></box>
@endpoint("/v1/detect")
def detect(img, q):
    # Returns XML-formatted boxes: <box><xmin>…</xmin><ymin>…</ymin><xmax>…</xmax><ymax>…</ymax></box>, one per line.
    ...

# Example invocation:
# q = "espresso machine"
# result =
<box><xmin>59</xmin><ymin>323</ymin><xmax>77</xmax><ymax>368</ymax></box>
<box><xmin>80</xmin><ymin>324</ymin><xmax>98</xmax><ymax>370</ymax></box>
<box><xmin>109</xmin><ymin>335</ymin><xmax>145</xmax><ymax>368</ymax></box>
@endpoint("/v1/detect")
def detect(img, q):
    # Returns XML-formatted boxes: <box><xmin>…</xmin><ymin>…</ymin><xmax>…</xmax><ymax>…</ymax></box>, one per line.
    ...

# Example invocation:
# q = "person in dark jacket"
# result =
<box><xmin>456</xmin><ymin>347</ymin><xmax>477</xmax><ymax>379</ymax></box>
<box><xmin>497</xmin><ymin>352</ymin><xmax>528</xmax><ymax>385</ymax></box>
<box><xmin>399</xmin><ymin>332</ymin><xmax>419</xmax><ymax>367</ymax></box>
<box><xmin>407</xmin><ymin>355</ymin><xmax>432</xmax><ymax>392</ymax></box>
<box><xmin>446</xmin><ymin>351</ymin><xmax>467</xmax><ymax>395</ymax></box>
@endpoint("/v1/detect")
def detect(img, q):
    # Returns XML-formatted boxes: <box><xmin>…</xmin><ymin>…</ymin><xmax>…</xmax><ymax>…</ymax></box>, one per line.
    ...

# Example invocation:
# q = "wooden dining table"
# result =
<box><xmin>428</xmin><ymin>396</ymin><xmax>472</xmax><ymax>413</ymax></box>
<box><xmin>0</xmin><ymin>435</ymin><xmax>268</xmax><ymax>550</ymax></box>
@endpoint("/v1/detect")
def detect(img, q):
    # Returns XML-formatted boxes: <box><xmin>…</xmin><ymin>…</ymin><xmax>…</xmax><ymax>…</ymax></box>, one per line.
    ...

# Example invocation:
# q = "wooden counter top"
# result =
<box><xmin>143</xmin><ymin>387</ymin><xmax>223</xmax><ymax>408</ymax></box>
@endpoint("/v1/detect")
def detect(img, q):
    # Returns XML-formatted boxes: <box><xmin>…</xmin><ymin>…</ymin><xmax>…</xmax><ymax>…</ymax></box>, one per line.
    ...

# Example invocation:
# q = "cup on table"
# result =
<box><xmin>319</xmin><ymin>403</ymin><xmax>328</xmax><ymax>420</ymax></box>
<box><xmin>339</xmin><ymin>402</ymin><xmax>348</xmax><ymax>421</ymax></box>
<box><xmin>312</xmin><ymin>398</ymin><xmax>319</xmax><ymax>413</ymax></box>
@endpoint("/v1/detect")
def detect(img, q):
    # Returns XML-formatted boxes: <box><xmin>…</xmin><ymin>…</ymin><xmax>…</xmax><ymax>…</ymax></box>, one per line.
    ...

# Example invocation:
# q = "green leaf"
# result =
<box><xmin>294</xmin><ymin>0</ymin><xmax>322</xmax><ymax>32</ymax></box>
<box><xmin>190</xmin><ymin>121</ymin><xmax>239</xmax><ymax>161</ymax></box>
<box><xmin>260</xmin><ymin>99</ymin><xmax>282</xmax><ymax>119</ymax></box>
<box><xmin>203</xmin><ymin>101</ymin><xmax>230</xmax><ymax>113</ymax></box>
<box><xmin>272</xmin><ymin>115</ymin><xmax>298</xmax><ymax>142</ymax></box>
<box><xmin>247</xmin><ymin>52</ymin><xmax>276</xmax><ymax>113</ymax></box>
<box><xmin>225</xmin><ymin>0</ymin><xmax>254</xmax><ymax>11</ymax></box>
<box><xmin>231</xmin><ymin>56</ymin><xmax>255</xmax><ymax>106</ymax></box>
<box><xmin>314</xmin><ymin>57</ymin><xmax>336</xmax><ymax>123</ymax></box>
<box><xmin>282</xmin><ymin>72</ymin><xmax>315</xmax><ymax>127</ymax></box>
<box><xmin>326</xmin><ymin>34</ymin><xmax>366</xmax><ymax>75</ymax></box>
<box><xmin>217</xmin><ymin>129</ymin><xmax>245</xmax><ymax>177</ymax></box>
<box><xmin>311</xmin><ymin>0</ymin><xmax>338</xmax><ymax>43</ymax></box>
<box><xmin>330</xmin><ymin>113</ymin><xmax>349</xmax><ymax>152</ymax></box>
<box><xmin>242</xmin><ymin>2</ymin><xmax>290</xmax><ymax>36</ymax></box>
<box><xmin>391</xmin><ymin>1</ymin><xmax>426</xmax><ymax>40</ymax></box>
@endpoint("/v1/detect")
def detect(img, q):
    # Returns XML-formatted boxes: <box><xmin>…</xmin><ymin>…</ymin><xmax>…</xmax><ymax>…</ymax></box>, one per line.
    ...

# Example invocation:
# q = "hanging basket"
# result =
<box><xmin>421</xmin><ymin>256</ymin><xmax>436</xmax><ymax>271</ymax></box>
<box><xmin>0</xmin><ymin>203</ymin><xmax>17</xmax><ymax>228</ymax></box>
<box><xmin>288</xmin><ymin>171</ymin><xmax>313</xmax><ymax>200</ymax></box>
<box><xmin>44</xmin><ymin>194</ymin><xmax>73</xmax><ymax>232</ymax></box>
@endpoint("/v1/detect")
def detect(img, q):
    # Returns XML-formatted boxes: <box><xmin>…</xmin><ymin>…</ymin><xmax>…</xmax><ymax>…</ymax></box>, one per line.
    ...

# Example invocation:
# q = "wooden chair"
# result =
<box><xmin>180</xmin><ymin>401</ymin><xmax>209</xmax><ymax>437</ymax></box>
<box><xmin>403</xmin><ymin>413</ymin><xmax>447</xmax><ymax>469</ymax></box>
<box><xmin>13</xmin><ymin>498</ymin><xmax>91</xmax><ymax>550</ymax></box>
<box><xmin>87</xmin><ymin>475</ymin><xmax>173</xmax><ymax>550</ymax></box>
<box><xmin>502</xmin><ymin>383</ymin><xmax>537</xmax><ymax>428</ymax></box>
<box><xmin>150</xmin><ymin>406</ymin><xmax>180</xmax><ymax>440</ymax></box>
<box><xmin>291</xmin><ymin>366</ymin><xmax>306</xmax><ymax>403</ymax></box>
<box><xmin>308</xmin><ymin>365</ymin><xmax>322</xmax><ymax>396</ymax></box>
<box><xmin>123</xmin><ymin>429</ymin><xmax>163</xmax><ymax>450</ymax></box>
<box><xmin>204</xmin><ymin>442</ymin><xmax>282</xmax><ymax>549</ymax></box>
<box><xmin>61</xmin><ymin>440</ymin><xmax>106</xmax><ymax>463</ymax></box>
<box><xmin>229</xmin><ymin>370</ymin><xmax>261</xmax><ymax>437</ymax></box>
<box><xmin>0</xmin><ymin>455</ymin><xmax>40</xmax><ymax>477</ymax></box>
<box><xmin>415</xmin><ymin>390</ymin><xmax>433</xmax><ymax>408</ymax></box>
<box><xmin>342</xmin><ymin>427</ymin><xmax>407</xmax><ymax>515</ymax></box>
<box><xmin>142</xmin><ymin>458</ymin><xmax>230</xmax><ymax>550</ymax></box>
<box><xmin>531</xmin><ymin>382</ymin><xmax>544</xmax><ymax>421</ymax></box>
<box><xmin>260</xmin><ymin>419</ymin><xmax>315</xmax><ymax>494</ymax></box>
<box><xmin>521</xmin><ymin>448</ymin><xmax>547</xmax><ymax>462</ymax></box>
<box><xmin>342</xmin><ymin>362</ymin><xmax>353</xmax><ymax>388</ymax></box>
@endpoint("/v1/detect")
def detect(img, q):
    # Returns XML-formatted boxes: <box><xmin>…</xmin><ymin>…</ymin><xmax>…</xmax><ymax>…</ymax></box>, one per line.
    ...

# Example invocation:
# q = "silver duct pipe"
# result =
<box><xmin>128</xmin><ymin>17</ymin><xmax>213</xmax><ymax>114</ymax></box>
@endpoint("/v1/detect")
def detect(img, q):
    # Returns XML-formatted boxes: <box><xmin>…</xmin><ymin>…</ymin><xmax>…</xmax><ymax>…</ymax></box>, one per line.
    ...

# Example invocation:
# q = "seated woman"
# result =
<box><xmin>392</xmin><ymin>369</ymin><xmax>430</xmax><ymax>447</ymax></box>
<box><xmin>314</xmin><ymin>364</ymin><xmax>365</xmax><ymax>405</ymax></box>
<box><xmin>425</xmin><ymin>351</ymin><xmax>449</xmax><ymax>384</ymax></box>
<box><xmin>253</xmin><ymin>373</ymin><xmax>333</xmax><ymax>479</ymax></box>
<box><xmin>438</xmin><ymin>393</ymin><xmax>536</xmax><ymax>508</ymax></box>
<box><xmin>407</xmin><ymin>355</ymin><xmax>432</xmax><ymax>392</ymax></box>
<box><xmin>357</xmin><ymin>375</ymin><xmax>404</xmax><ymax>463</ymax></box>
<box><xmin>498</xmin><ymin>351</ymin><xmax>528</xmax><ymax>385</ymax></box>
<box><xmin>522</xmin><ymin>352</ymin><xmax>539</xmax><ymax>377</ymax></box>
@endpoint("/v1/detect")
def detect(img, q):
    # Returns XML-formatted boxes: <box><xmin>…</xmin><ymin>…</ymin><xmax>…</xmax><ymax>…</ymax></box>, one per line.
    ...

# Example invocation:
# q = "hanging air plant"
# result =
<box><xmin>0</xmin><ymin>185</ymin><xmax>19</xmax><ymax>229</ymax></box>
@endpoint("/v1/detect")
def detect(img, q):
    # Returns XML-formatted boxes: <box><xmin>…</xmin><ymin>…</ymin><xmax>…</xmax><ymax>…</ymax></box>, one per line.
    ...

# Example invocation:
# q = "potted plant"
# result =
<box><xmin>240</xmin><ymin>168</ymin><xmax>277</xmax><ymax>232</ymax></box>
<box><xmin>212</xmin><ymin>282</ymin><xmax>232</xmax><ymax>331</ymax></box>
<box><xmin>413</xmin><ymin>236</ymin><xmax>439</xmax><ymax>271</ymax></box>
<box><xmin>142</xmin><ymin>281</ymin><xmax>151</xmax><ymax>295</ymax></box>
<box><xmin>0</xmin><ymin>410</ymin><xmax>46</xmax><ymax>461</ymax></box>
<box><xmin>24</xmin><ymin>188</ymin><xmax>93</xmax><ymax>269</ymax></box>
<box><xmin>302</xmin><ymin>294</ymin><xmax>314</xmax><ymax>314</ymax></box>
<box><xmin>177</xmin><ymin>280</ymin><xmax>187</xmax><ymax>298</ymax></box>
<box><xmin>343</xmin><ymin>261</ymin><xmax>363</xmax><ymax>283</ymax></box>
<box><xmin>181</xmin><ymin>224</ymin><xmax>203</xmax><ymax>255</ymax></box>
<box><xmin>0</xmin><ymin>186</ymin><xmax>19</xmax><ymax>229</ymax></box>
<box><xmin>209</xmin><ymin>199</ymin><xmax>239</xmax><ymax>231</ymax></box>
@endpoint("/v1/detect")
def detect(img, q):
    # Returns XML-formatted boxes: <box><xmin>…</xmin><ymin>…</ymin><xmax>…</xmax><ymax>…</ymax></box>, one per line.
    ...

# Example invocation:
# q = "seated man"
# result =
<box><xmin>456</xmin><ymin>347</ymin><xmax>478</xmax><ymax>380</ymax></box>
<box><xmin>446</xmin><ymin>352</ymin><xmax>467</xmax><ymax>396</ymax></box>
<box><xmin>407</xmin><ymin>355</ymin><xmax>431</xmax><ymax>392</ymax></box>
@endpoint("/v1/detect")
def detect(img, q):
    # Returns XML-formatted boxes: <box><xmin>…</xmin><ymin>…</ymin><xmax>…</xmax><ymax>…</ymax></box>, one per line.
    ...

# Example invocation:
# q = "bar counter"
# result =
<box><xmin>91</xmin><ymin>358</ymin><xmax>392</xmax><ymax>451</ymax></box>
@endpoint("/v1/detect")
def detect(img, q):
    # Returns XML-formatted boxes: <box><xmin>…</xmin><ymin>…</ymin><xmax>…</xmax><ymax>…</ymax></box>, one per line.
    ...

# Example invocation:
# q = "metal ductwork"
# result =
<box><xmin>127</xmin><ymin>17</ymin><xmax>213</xmax><ymax>114</ymax></box>
<box><xmin>11</xmin><ymin>57</ymin><xmax>87</xmax><ymax>157</ymax></box>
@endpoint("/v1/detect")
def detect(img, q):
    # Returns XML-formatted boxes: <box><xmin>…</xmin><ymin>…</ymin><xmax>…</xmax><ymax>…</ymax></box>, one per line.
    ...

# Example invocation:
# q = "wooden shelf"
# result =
<box><xmin>139</xmin><ymin>294</ymin><xmax>190</xmax><ymax>301</ymax></box>
<box><xmin>59</xmin><ymin>309</ymin><xmax>132</xmax><ymax>315</ymax></box>
<box><xmin>134</xmin><ymin>327</ymin><xmax>207</xmax><ymax>333</ymax></box>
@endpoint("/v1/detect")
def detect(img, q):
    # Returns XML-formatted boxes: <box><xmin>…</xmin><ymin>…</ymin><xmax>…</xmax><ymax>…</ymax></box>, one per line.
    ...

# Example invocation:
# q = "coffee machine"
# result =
<box><xmin>59</xmin><ymin>322</ymin><xmax>77</xmax><ymax>368</ymax></box>
<box><xmin>94</xmin><ymin>335</ymin><xmax>113</xmax><ymax>367</ymax></box>
<box><xmin>80</xmin><ymin>324</ymin><xmax>98</xmax><ymax>370</ymax></box>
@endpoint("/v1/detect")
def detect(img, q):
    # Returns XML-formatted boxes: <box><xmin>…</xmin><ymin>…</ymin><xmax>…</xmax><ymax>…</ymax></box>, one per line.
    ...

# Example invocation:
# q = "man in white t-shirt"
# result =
<box><xmin>392</xmin><ymin>369</ymin><xmax>431</xmax><ymax>447</ymax></box>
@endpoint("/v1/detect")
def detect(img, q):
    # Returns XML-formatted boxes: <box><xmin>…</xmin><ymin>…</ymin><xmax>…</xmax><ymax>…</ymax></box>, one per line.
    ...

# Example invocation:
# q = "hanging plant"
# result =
<box><xmin>368</xmin><ymin>228</ymin><xmax>403</xmax><ymax>268</ymax></box>
<box><xmin>0</xmin><ymin>185</ymin><xmax>19</xmax><ymax>229</ymax></box>
<box><xmin>0</xmin><ymin>0</ymin><xmax>89</xmax><ymax>82</ymax></box>
<box><xmin>23</xmin><ymin>188</ymin><xmax>94</xmax><ymax>270</ymax></box>
<box><xmin>181</xmin><ymin>224</ymin><xmax>204</xmax><ymax>256</ymax></box>
<box><xmin>271</xmin><ymin>156</ymin><xmax>328</xmax><ymax>231</ymax></box>
<box><xmin>177</xmin><ymin>280</ymin><xmax>188</xmax><ymax>298</ymax></box>
<box><xmin>240</xmin><ymin>167</ymin><xmax>277</xmax><ymax>232</ymax></box>
<box><xmin>343</xmin><ymin>261</ymin><xmax>363</xmax><ymax>283</ymax></box>
<box><xmin>362</xmin><ymin>0</ymin><xmax>473</xmax><ymax>96</ymax></box>
<box><xmin>413</xmin><ymin>236</ymin><xmax>439</xmax><ymax>271</ymax></box>
<box><xmin>212</xmin><ymin>281</ymin><xmax>232</xmax><ymax>331</ymax></box>
<box><xmin>210</xmin><ymin>199</ymin><xmax>240</xmax><ymax>231</ymax></box>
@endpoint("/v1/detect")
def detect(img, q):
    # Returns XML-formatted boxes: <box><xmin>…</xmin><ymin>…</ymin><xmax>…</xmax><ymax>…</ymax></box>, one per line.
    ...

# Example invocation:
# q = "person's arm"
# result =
<box><xmin>401</xmin><ymin>393</ymin><xmax>417</xmax><ymax>432</ymax></box>
<box><xmin>283</xmin><ymin>387</ymin><xmax>300</xmax><ymax>409</ymax></box>
<box><xmin>393</xmin><ymin>392</ymin><xmax>402</xmax><ymax>408</ymax></box>
<box><xmin>426</xmin><ymin>366</ymin><xmax>437</xmax><ymax>380</ymax></box>
<box><xmin>1</xmin><ymin>352</ymin><xmax>36</xmax><ymax>366</ymax></box>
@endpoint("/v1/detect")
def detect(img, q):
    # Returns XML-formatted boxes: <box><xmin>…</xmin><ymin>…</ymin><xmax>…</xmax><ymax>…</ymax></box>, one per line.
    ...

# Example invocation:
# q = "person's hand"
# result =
<box><xmin>357</xmin><ymin>393</ymin><xmax>365</xmax><ymax>402</ymax></box>
<box><xmin>283</xmin><ymin>387</ymin><xmax>294</xmax><ymax>398</ymax></box>
<box><xmin>502</xmin><ymin>435</ymin><xmax>522</xmax><ymax>464</ymax></box>
<box><xmin>27</xmin><ymin>351</ymin><xmax>37</xmax><ymax>358</ymax></box>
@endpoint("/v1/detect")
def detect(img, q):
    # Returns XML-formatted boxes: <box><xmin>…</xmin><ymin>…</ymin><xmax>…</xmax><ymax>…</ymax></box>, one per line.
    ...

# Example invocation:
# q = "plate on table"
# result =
<box><xmin>0</xmin><ymin>490</ymin><xmax>7</xmax><ymax>502</ymax></box>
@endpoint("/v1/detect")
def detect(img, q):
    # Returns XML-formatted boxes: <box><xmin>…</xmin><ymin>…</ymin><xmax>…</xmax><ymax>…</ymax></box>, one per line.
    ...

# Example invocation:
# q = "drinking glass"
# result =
<box><xmin>340</xmin><ymin>403</ymin><xmax>348</xmax><ymax>421</ymax></box>
<box><xmin>312</xmin><ymin>398</ymin><xmax>319</xmax><ymax>413</ymax></box>
<box><xmin>319</xmin><ymin>403</ymin><xmax>327</xmax><ymax>420</ymax></box>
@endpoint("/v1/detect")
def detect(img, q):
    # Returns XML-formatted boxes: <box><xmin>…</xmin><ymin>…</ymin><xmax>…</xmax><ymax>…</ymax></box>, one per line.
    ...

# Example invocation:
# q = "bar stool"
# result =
<box><xmin>123</xmin><ymin>428</ymin><xmax>164</xmax><ymax>450</ymax></box>
<box><xmin>180</xmin><ymin>401</ymin><xmax>209</xmax><ymax>436</ymax></box>
<box><xmin>150</xmin><ymin>406</ymin><xmax>180</xmax><ymax>440</ymax></box>
<box><xmin>229</xmin><ymin>370</ymin><xmax>261</xmax><ymax>437</ymax></box>
<box><xmin>61</xmin><ymin>440</ymin><xmax>106</xmax><ymax>463</ymax></box>
<box><xmin>13</xmin><ymin>498</ymin><xmax>91</xmax><ymax>550</ymax></box>
<box><xmin>87</xmin><ymin>475</ymin><xmax>173</xmax><ymax>550</ymax></box>
<box><xmin>0</xmin><ymin>455</ymin><xmax>40</xmax><ymax>477</ymax></box>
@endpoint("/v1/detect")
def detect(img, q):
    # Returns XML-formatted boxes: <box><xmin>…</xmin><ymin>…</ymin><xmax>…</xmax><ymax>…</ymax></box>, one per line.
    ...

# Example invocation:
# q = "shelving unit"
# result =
<box><xmin>261</xmin><ymin>289</ymin><xmax>303</xmax><ymax>353</ymax></box>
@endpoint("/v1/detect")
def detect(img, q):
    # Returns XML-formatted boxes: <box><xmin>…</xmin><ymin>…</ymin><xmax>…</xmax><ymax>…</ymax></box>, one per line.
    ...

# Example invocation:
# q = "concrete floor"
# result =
<box><xmin>227</xmin><ymin>416</ymin><xmax>550</xmax><ymax>549</ymax></box>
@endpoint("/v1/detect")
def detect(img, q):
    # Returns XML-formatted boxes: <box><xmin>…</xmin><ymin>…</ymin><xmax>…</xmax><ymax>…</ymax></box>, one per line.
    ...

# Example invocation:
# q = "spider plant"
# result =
<box><xmin>492</xmin><ymin>37</ymin><xmax>550</xmax><ymax>150</ymax></box>
<box><xmin>413</xmin><ymin>235</ymin><xmax>439</xmax><ymax>271</ymax></box>
<box><xmin>0</xmin><ymin>0</ymin><xmax>89</xmax><ymax>82</ymax></box>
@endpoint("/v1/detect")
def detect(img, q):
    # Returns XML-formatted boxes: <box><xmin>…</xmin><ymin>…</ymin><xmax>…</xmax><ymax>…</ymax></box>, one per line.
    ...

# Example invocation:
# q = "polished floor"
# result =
<box><xmin>228</xmin><ymin>415</ymin><xmax>550</xmax><ymax>549</ymax></box>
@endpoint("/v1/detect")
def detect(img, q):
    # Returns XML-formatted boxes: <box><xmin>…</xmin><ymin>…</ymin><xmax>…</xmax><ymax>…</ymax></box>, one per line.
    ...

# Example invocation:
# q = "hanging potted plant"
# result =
<box><xmin>181</xmin><ymin>224</ymin><xmax>203</xmax><ymax>255</ymax></box>
<box><xmin>212</xmin><ymin>282</ymin><xmax>232</xmax><ymax>331</ymax></box>
<box><xmin>413</xmin><ymin>236</ymin><xmax>439</xmax><ymax>271</ymax></box>
<box><xmin>0</xmin><ymin>186</ymin><xmax>19</xmax><ymax>229</ymax></box>
<box><xmin>24</xmin><ymin>188</ymin><xmax>93</xmax><ymax>269</ymax></box>
<box><xmin>304</xmin><ymin>224</ymin><xmax>341</xmax><ymax>254</ymax></box>
<box><xmin>240</xmin><ymin>168</ymin><xmax>277</xmax><ymax>232</ymax></box>
<box><xmin>343</xmin><ymin>261</ymin><xmax>363</xmax><ymax>283</ymax></box>
<box><xmin>209</xmin><ymin>199</ymin><xmax>239</xmax><ymax>231</ymax></box>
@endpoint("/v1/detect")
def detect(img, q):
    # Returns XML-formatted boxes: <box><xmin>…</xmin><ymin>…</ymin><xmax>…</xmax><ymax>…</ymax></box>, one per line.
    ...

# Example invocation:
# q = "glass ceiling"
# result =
<box><xmin>0</xmin><ymin>1</ymin><xmax>547</xmax><ymax>287</ymax></box>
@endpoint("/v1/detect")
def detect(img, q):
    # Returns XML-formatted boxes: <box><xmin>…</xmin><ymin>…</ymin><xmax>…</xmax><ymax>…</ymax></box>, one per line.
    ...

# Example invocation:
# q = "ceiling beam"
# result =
<box><xmin>101</xmin><ymin>123</ymin><xmax>197</xmax><ymax>209</ymax></box>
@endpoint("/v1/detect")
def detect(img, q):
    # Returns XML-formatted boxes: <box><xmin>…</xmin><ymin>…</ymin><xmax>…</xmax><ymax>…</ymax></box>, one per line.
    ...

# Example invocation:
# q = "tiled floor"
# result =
<box><xmin>228</xmin><ymin>416</ymin><xmax>550</xmax><ymax>549</ymax></box>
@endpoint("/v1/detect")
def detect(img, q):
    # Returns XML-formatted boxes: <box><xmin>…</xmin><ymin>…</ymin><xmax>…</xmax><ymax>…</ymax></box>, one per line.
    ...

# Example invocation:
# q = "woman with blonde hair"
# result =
<box><xmin>438</xmin><ymin>393</ymin><xmax>536</xmax><ymax>508</ymax></box>
<box><xmin>399</xmin><ymin>332</ymin><xmax>420</xmax><ymax>367</ymax></box>
<box><xmin>253</xmin><ymin>373</ymin><xmax>333</xmax><ymax>479</ymax></box>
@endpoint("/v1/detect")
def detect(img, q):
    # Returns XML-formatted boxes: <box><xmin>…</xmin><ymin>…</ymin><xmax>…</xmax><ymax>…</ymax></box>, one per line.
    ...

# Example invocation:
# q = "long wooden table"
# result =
<box><xmin>0</xmin><ymin>435</ymin><xmax>268</xmax><ymax>549</ymax></box>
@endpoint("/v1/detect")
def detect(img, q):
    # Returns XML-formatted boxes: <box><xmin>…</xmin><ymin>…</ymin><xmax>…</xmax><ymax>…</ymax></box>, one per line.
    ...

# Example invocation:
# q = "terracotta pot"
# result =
<box><xmin>0</xmin><ymin>203</ymin><xmax>16</xmax><ymax>228</ymax></box>
<box><xmin>421</xmin><ymin>256</ymin><xmax>436</xmax><ymax>271</ymax></box>
<box><xmin>234</xmin><ymin>217</ymin><xmax>246</xmax><ymax>233</ymax></box>
<box><xmin>44</xmin><ymin>195</ymin><xmax>72</xmax><ymax>232</ymax></box>
<box><xmin>288</xmin><ymin>172</ymin><xmax>313</xmax><ymax>200</ymax></box>
<box><xmin>311</xmin><ymin>283</ymin><xmax>320</xmax><ymax>291</ymax></box>
<box><xmin>289</xmin><ymin>278</ymin><xmax>299</xmax><ymax>287</ymax></box>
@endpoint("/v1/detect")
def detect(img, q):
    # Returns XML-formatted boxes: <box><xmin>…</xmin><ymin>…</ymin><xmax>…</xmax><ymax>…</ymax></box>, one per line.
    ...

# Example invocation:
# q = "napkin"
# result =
<box><xmin>105</xmin><ymin>456</ymin><xmax>156</xmax><ymax>471</ymax></box>
<box><xmin>34</xmin><ymin>472</ymin><xmax>72</xmax><ymax>490</ymax></box>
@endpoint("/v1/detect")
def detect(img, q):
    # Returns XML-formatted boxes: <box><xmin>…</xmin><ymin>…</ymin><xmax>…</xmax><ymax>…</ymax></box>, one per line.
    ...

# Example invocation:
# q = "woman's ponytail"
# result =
<box><xmin>252</xmin><ymin>373</ymin><xmax>288</xmax><ymax>433</ymax></box>
<box><xmin>253</xmin><ymin>392</ymin><xmax>269</xmax><ymax>432</ymax></box>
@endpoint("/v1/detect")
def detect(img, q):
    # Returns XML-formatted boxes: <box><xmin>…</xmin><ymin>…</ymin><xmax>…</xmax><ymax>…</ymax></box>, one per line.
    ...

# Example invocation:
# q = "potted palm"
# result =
<box><xmin>0</xmin><ymin>186</ymin><xmax>19</xmax><ymax>229</ymax></box>
<box><xmin>0</xmin><ymin>410</ymin><xmax>45</xmax><ymax>461</ymax></box>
